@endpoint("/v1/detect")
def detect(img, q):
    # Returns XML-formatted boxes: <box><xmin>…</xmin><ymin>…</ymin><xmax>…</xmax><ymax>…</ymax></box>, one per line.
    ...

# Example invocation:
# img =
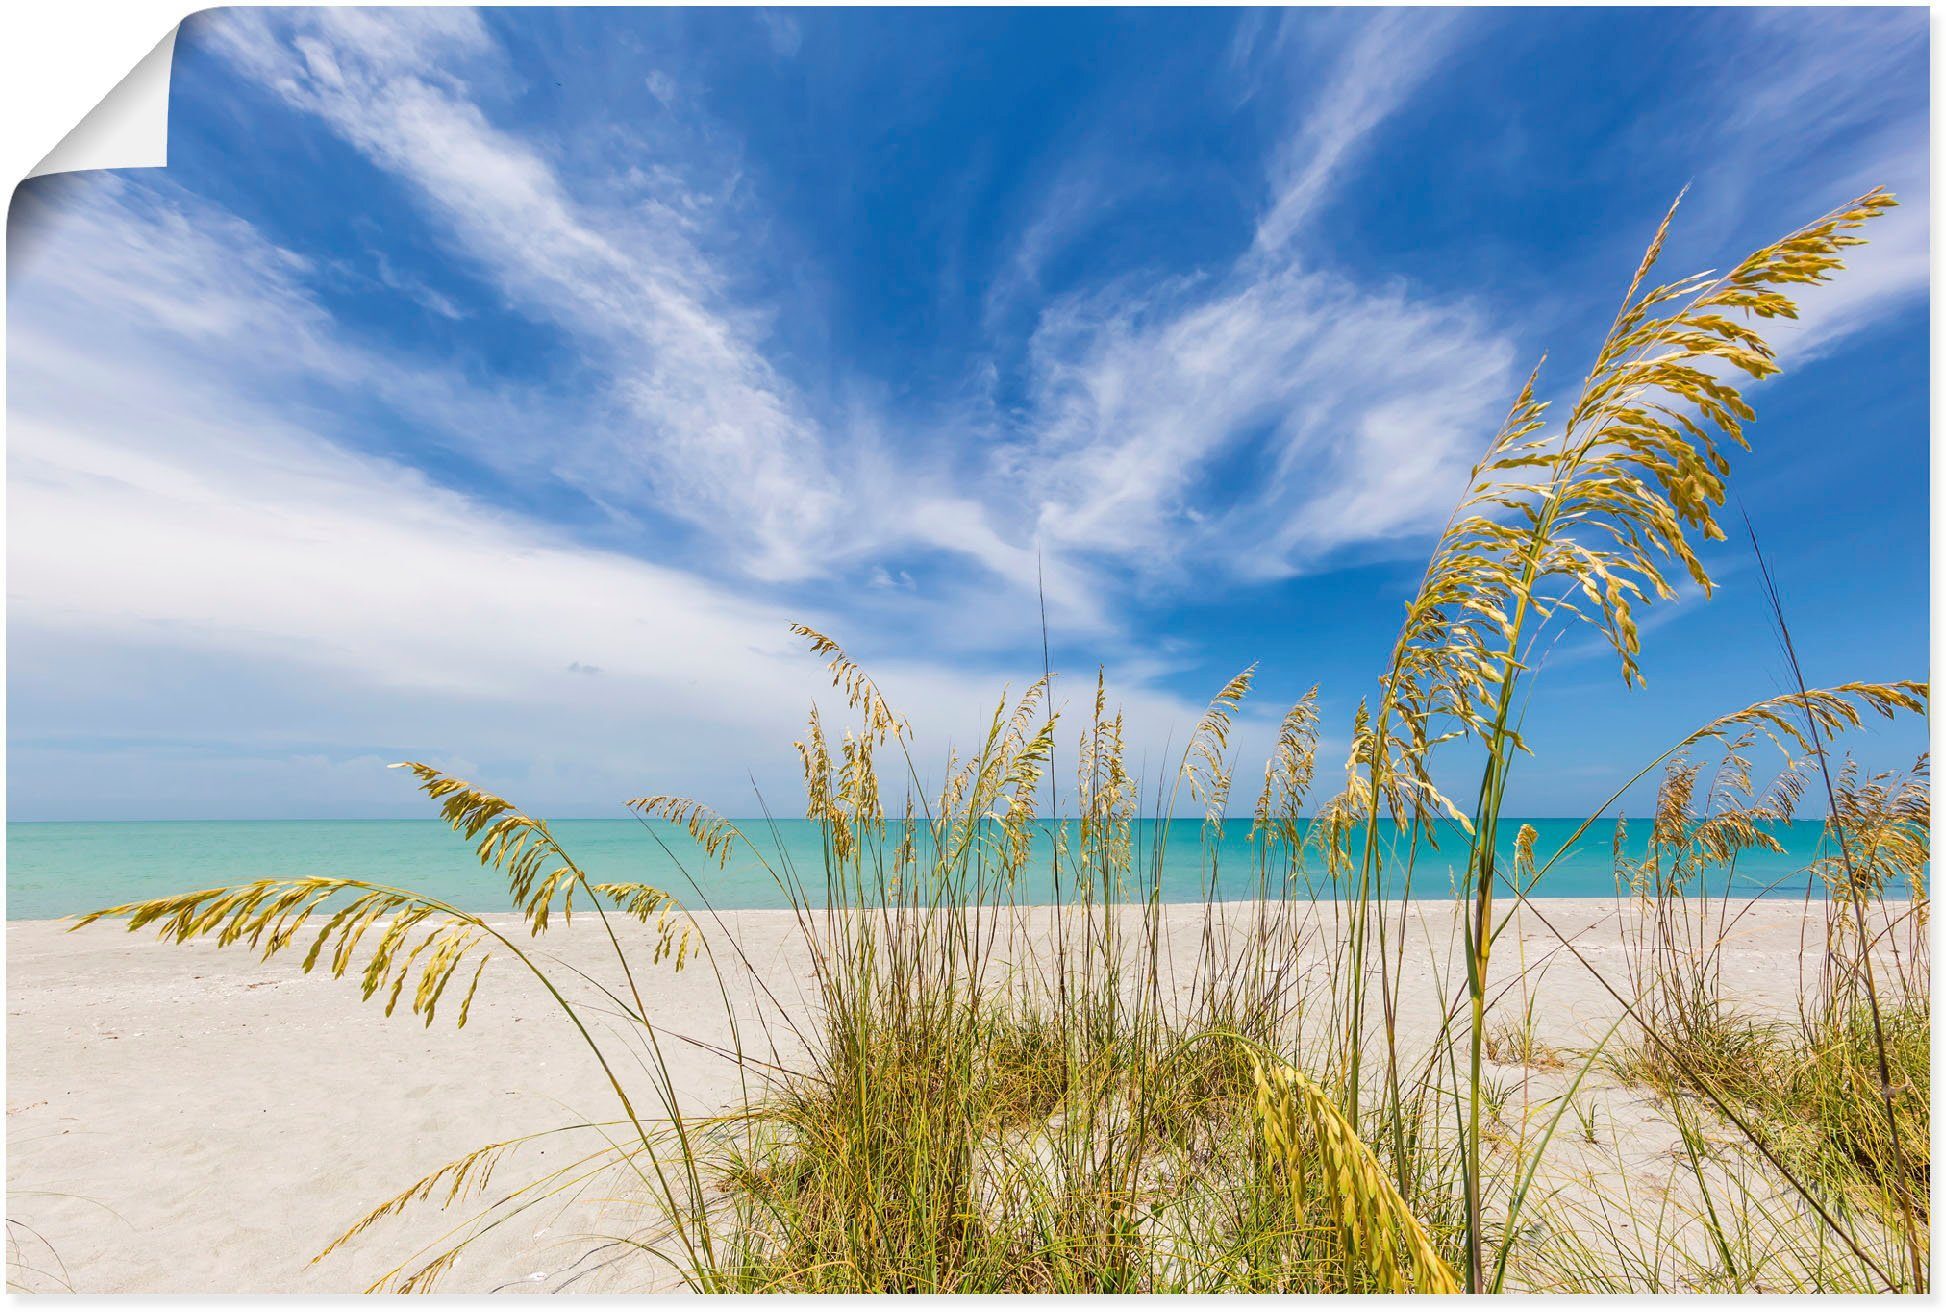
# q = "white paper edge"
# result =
<box><xmin>26</xmin><ymin>24</ymin><xmax>179</xmax><ymax>180</ymax></box>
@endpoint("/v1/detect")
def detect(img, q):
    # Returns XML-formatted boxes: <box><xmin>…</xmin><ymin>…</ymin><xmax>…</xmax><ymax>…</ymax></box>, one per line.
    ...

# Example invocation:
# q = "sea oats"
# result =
<box><xmin>1251</xmin><ymin>1056</ymin><xmax>1460</xmax><ymax>1293</ymax></box>
<box><xmin>1251</xmin><ymin>687</ymin><xmax>1320</xmax><ymax>850</ymax></box>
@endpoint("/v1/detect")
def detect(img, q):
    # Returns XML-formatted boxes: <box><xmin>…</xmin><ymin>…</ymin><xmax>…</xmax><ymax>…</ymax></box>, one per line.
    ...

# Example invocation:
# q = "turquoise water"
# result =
<box><xmin>4</xmin><ymin>818</ymin><xmax>1868</xmax><ymax>921</ymax></box>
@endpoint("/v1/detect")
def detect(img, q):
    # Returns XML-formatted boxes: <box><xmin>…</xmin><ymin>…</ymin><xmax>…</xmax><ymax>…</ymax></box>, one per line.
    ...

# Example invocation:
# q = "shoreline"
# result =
<box><xmin>3</xmin><ymin>883</ymin><xmax>1898</xmax><ymax>928</ymax></box>
<box><xmin>7</xmin><ymin>817</ymin><xmax>1884</xmax><ymax>922</ymax></box>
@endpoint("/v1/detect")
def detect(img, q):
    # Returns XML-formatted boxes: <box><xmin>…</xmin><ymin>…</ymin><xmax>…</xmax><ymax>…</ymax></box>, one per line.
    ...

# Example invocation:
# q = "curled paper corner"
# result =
<box><xmin>28</xmin><ymin>25</ymin><xmax>180</xmax><ymax>180</ymax></box>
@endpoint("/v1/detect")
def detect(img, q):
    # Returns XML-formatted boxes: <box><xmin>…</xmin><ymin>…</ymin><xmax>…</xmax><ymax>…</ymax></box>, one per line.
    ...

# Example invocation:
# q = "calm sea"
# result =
<box><xmin>3</xmin><ymin>817</ymin><xmax>1867</xmax><ymax>921</ymax></box>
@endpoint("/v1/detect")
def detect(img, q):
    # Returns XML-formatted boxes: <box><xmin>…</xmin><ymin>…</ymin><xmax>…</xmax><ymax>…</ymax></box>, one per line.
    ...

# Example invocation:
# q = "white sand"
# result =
<box><xmin>4</xmin><ymin>900</ymin><xmax>1854</xmax><ymax>1293</ymax></box>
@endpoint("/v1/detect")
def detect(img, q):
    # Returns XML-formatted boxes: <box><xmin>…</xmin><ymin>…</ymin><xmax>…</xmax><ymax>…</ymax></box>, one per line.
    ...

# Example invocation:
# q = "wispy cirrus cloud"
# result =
<box><xmin>1606</xmin><ymin>7</ymin><xmax>1927</xmax><ymax>369</ymax></box>
<box><xmin>991</xmin><ymin>9</ymin><xmax>1507</xmax><ymax>580</ymax></box>
<box><xmin>1712</xmin><ymin>9</ymin><xmax>1928</xmax><ymax>364</ymax></box>
<box><xmin>7</xmin><ymin>171</ymin><xmax>1232</xmax><ymax>816</ymax></box>
<box><xmin>196</xmin><ymin>7</ymin><xmax>1123</xmax><ymax>634</ymax></box>
<box><xmin>206</xmin><ymin>7</ymin><xmax>846</xmax><ymax>581</ymax></box>
<box><xmin>1723</xmin><ymin>8</ymin><xmax>1927</xmax><ymax>157</ymax></box>
<box><xmin>1249</xmin><ymin>9</ymin><xmax>1460</xmax><ymax>254</ymax></box>
<box><xmin>194</xmin><ymin>6</ymin><xmax>1527</xmax><ymax>612</ymax></box>
<box><xmin>988</xmin><ymin>4</ymin><xmax>1923</xmax><ymax>588</ymax></box>
<box><xmin>1013</xmin><ymin>262</ymin><xmax>1512</xmax><ymax>575</ymax></box>
<box><xmin>9</xmin><ymin>174</ymin><xmax>572</xmax><ymax>485</ymax></box>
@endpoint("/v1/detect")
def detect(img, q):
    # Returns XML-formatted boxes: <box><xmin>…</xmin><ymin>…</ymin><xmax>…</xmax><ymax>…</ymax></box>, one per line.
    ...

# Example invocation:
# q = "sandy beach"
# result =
<box><xmin>3</xmin><ymin>900</ymin><xmax>1864</xmax><ymax>1293</ymax></box>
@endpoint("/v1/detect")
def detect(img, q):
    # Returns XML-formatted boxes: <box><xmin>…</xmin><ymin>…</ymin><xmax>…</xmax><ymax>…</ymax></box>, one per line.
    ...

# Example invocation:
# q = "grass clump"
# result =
<box><xmin>1782</xmin><ymin>1003</ymin><xmax>1930</xmax><ymax>1215</ymax></box>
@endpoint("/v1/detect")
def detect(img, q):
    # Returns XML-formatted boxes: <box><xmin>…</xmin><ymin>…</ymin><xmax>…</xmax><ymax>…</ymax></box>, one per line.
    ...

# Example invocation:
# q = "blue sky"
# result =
<box><xmin>7</xmin><ymin>6</ymin><xmax>1930</xmax><ymax>821</ymax></box>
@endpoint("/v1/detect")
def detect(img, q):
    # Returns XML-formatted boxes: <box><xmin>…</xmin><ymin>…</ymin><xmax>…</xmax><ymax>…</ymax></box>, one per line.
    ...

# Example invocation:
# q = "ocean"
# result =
<box><xmin>3</xmin><ymin>817</ymin><xmax>1873</xmax><ymax>921</ymax></box>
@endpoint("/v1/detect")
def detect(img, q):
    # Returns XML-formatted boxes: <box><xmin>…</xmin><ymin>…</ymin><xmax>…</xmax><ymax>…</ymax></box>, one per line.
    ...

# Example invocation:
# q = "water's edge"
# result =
<box><xmin>5</xmin><ymin>818</ymin><xmax>1880</xmax><ymax>921</ymax></box>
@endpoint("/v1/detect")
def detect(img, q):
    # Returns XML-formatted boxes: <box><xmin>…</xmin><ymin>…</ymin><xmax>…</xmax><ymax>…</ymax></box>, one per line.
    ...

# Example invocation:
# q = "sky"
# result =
<box><xmin>6</xmin><ymin>6</ymin><xmax>1931</xmax><ymax>822</ymax></box>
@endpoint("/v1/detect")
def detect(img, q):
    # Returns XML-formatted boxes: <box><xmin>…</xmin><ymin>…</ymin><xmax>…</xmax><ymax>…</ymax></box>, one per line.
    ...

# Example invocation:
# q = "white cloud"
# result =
<box><xmin>1620</xmin><ymin>9</ymin><xmax>1928</xmax><ymax>365</ymax></box>
<box><xmin>205</xmin><ymin>8</ymin><xmax>845</xmax><ymax>582</ymax></box>
<box><xmin>1726</xmin><ymin>9</ymin><xmax>1926</xmax><ymax>151</ymax></box>
<box><xmin>1717</xmin><ymin>11</ymin><xmax>1929</xmax><ymax>363</ymax></box>
<box><xmin>196</xmin><ymin>7</ymin><xmax>1527</xmax><ymax>607</ymax></box>
<box><xmin>983</xmin><ymin>169</ymin><xmax>1118</xmax><ymax>330</ymax></box>
<box><xmin>7</xmin><ymin>368</ymin><xmax>1239</xmax><ymax>812</ymax></box>
<box><xmin>1253</xmin><ymin>10</ymin><xmax>1458</xmax><ymax>253</ymax></box>
<box><xmin>194</xmin><ymin>8</ymin><xmax>1134</xmax><ymax>631</ymax></box>
<box><xmin>7</xmin><ymin>174</ymin><xmax>1235</xmax><ymax>817</ymax></box>
<box><xmin>986</xmin><ymin>4</ymin><xmax>1923</xmax><ymax>589</ymax></box>
<box><xmin>1014</xmin><ymin>262</ymin><xmax>1513</xmax><ymax>575</ymax></box>
<box><xmin>756</xmin><ymin>9</ymin><xmax>804</xmax><ymax>59</ymax></box>
<box><xmin>993</xmin><ymin>10</ymin><xmax>1508</xmax><ymax>579</ymax></box>
<box><xmin>371</xmin><ymin>251</ymin><xmax>467</xmax><ymax>320</ymax></box>
<box><xmin>10</xmin><ymin>174</ymin><xmax>579</xmax><ymax>488</ymax></box>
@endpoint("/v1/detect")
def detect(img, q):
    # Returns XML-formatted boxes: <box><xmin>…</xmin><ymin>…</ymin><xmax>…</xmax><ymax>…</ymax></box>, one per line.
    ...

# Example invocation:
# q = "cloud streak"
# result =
<box><xmin>201</xmin><ymin>8</ymin><xmax>1527</xmax><ymax>602</ymax></box>
<box><xmin>7</xmin><ymin>172</ymin><xmax>1239</xmax><ymax>817</ymax></box>
<box><xmin>1252</xmin><ymin>10</ymin><xmax>1459</xmax><ymax>253</ymax></box>
<box><xmin>994</xmin><ymin>10</ymin><xmax>1507</xmax><ymax>580</ymax></box>
<box><xmin>1014</xmin><ymin>261</ymin><xmax>1513</xmax><ymax>576</ymax></box>
<box><xmin>208</xmin><ymin>7</ymin><xmax>845</xmax><ymax>581</ymax></box>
